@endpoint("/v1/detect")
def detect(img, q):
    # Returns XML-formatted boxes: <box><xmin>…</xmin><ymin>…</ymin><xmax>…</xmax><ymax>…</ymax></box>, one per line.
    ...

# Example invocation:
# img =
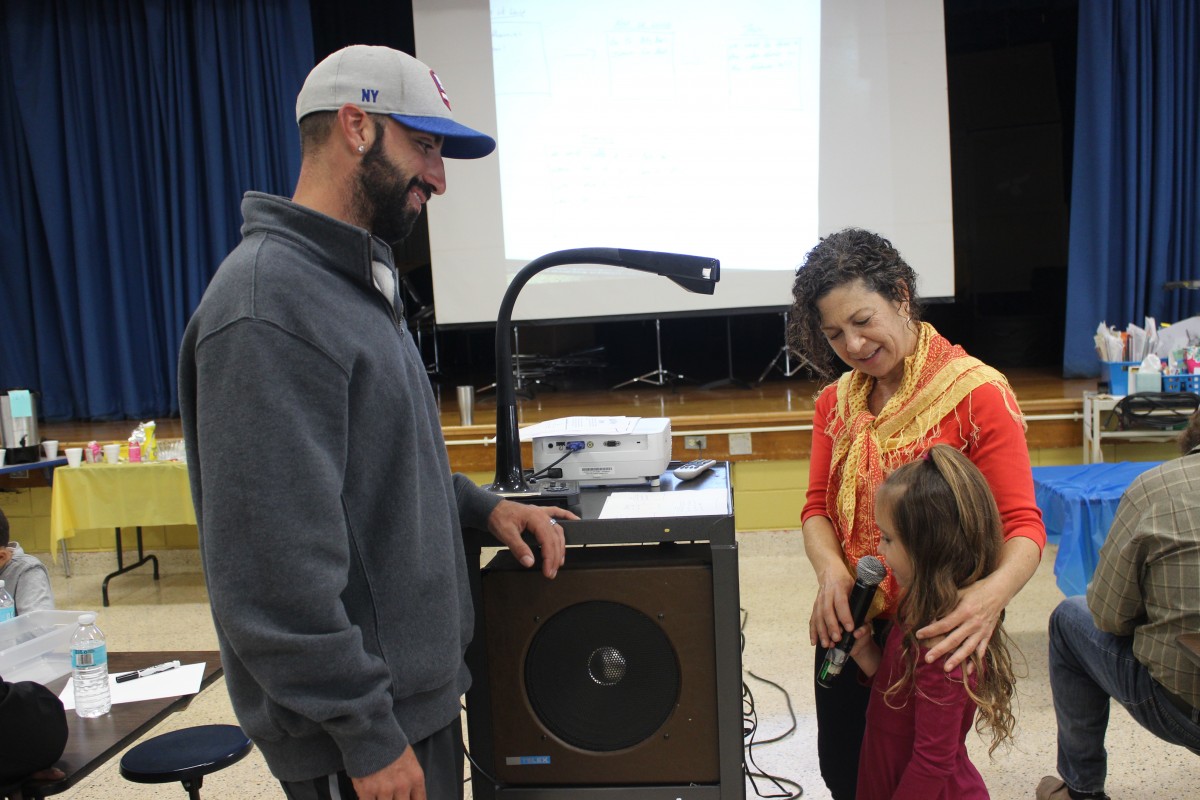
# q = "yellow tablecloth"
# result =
<box><xmin>49</xmin><ymin>461</ymin><xmax>196</xmax><ymax>558</ymax></box>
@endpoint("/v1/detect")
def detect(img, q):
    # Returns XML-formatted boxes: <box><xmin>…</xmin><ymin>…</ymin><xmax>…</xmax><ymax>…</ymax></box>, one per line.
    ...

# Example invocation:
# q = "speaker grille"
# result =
<box><xmin>524</xmin><ymin>600</ymin><xmax>680</xmax><ymax>752</ymax></box>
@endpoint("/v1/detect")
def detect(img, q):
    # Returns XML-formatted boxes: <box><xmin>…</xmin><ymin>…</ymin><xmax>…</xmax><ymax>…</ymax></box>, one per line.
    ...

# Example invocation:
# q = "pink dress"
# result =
<box><xmin>856</xmin><ymin>625</ymin><xmax>990</xmax><ymax>799</ymax></box>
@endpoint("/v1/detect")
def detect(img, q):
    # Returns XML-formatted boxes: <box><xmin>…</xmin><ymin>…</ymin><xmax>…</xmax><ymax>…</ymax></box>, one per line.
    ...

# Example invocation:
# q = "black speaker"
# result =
<box><xmin>480</xmin><ymin>544</ymin><xmax>720</xmax><ymax>786</ymax></box>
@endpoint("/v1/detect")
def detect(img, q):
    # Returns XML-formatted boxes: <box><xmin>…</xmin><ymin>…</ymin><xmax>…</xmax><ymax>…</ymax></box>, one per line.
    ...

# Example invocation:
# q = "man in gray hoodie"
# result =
<box><xmin>179</xmin><ymin>46</ymin><xmax>570</xmax><ymax>800</ymax></box>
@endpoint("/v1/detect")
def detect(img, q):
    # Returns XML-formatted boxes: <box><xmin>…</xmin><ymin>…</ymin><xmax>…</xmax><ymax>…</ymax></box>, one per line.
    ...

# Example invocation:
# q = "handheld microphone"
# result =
<box><xmin>817</xmin><ymin>555</ymin><xmax>887</xmax><ymax>688</ymax></box>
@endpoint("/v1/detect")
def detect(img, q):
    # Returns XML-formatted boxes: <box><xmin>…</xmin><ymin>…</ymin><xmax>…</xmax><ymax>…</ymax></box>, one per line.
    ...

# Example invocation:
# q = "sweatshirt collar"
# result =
<box><xmin>240</xmin><ymin>192</ymin><xmax>396</xmax><ymax>293</ymax></box>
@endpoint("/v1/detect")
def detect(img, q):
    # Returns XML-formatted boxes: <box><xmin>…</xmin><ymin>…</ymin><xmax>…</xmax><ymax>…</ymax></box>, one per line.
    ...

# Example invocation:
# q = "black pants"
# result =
<box><xmin>280</xmin><ymin>717</ymin><xmax>465</xmax><ymax>800</ymax></box>
<box><xmin>813</xmin><ymin>619</ymin><xmax>889</xmax><ymax>800</ymax></box>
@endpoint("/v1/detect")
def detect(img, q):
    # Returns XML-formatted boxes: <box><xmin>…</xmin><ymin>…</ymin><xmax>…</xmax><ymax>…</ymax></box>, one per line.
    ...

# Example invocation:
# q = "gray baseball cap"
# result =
<box><xmin>296</xmin><ymin>45</ymin><xmax>496</xmax><ymax>159</ymax></box>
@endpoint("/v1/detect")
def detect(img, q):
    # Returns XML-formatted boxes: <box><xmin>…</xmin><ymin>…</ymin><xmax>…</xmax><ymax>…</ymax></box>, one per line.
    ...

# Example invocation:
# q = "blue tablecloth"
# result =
<box><xmin>1033</xmin><ymin>462</ymin><xmax>1161</xmax><ymax>597</ymax></box>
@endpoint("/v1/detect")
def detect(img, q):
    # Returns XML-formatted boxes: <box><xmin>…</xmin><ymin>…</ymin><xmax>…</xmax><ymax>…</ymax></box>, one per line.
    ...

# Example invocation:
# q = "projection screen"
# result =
<box><xmin>413</xmin><ymin>0</ymin><xmax>954</xmax><ymax>325</ymax></box>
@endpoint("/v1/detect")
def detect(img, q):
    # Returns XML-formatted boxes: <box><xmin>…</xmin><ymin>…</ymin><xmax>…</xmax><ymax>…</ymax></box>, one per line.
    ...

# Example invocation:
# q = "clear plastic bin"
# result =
<box><xmin>0</xmin><ymin>609</ymin><xmax>92</xmax><ymax>685</ymax></box>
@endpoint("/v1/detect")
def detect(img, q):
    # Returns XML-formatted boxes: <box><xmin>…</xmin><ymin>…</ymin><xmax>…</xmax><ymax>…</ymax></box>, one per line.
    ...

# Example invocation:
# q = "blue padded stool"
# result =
<box><xmin>119</xmin><ymin>724</ymin><xmax>252</xmax><ymax>799</ymax></box>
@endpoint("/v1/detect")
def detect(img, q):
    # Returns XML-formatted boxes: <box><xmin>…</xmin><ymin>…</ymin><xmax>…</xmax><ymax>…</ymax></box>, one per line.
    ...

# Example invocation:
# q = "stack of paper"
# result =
<box><xmin>1094</xmin><ymin>317</ymin><xmax>1159</xmax><ymax>362</ymax></box>
<box><xmin>58</xmin><ymin>662</ymin><xmax>205</xmax><ymax>709</ymax></box>
<box><xmin>518</xmin><ymin>416</ymin><xmax>642</xmax><ymax>441</ymax></box>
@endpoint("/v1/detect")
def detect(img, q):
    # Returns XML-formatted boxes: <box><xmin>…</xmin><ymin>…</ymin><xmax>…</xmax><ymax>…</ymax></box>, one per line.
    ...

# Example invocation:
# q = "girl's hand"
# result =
<box><xmin>848</xmin><ymin>624</ymin><xmax>881</xmax><ymax>678</ymax></box>
<box><xmin>809</xmin><ymin>564</ymin><xmax>856</xmax><ymax>649</ymax></box>
<box><xmin>915</xmin><ymin>574</ymin><xmax>1005</xmax><ymax>671</ymax></box>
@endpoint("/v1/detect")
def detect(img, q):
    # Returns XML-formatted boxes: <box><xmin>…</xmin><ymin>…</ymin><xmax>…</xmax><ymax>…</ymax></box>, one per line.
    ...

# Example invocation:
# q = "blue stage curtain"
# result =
<box><xmin>1063</xmin><ymin>0</ymin><xmax>1200</xmax><ymax>377</ymax></box>
<box><xmin>0</xmin><ymin>1</ymin><xmax>311</xmax><ymax>420</ymax></box>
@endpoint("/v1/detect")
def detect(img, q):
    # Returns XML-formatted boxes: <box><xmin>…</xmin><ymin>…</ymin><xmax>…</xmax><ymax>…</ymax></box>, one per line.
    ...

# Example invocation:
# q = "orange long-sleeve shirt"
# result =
<box><xmin>802</xmin><ymin>380</ymin><xmax>1046</xmax><ymax>612</ymax></box>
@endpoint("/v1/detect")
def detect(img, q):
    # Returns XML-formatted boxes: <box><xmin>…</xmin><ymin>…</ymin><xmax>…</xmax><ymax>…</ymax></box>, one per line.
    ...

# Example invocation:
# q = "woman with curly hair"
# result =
<box><xmin>790</xmin><ymin>227</ymin><xmax>1044</xmax><ymax>798</ymax></box>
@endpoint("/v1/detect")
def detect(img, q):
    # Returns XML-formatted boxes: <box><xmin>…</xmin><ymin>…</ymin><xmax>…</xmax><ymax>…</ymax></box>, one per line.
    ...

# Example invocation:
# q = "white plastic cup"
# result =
<box><xmin>102</xmin><ymin>444</ymin><xmax>120</xmax><ymax>464</ymax></box>
<box><xmin>42</xmin><ymin>440</ymin><xmax>59</xmax><ymax>459</ymax></box>
<box><xmin>65</xmin><ymin>447</ymin><xmax>84</xmax><ymax>468</ymax></box>
<box><xmin>456</xmin><ymin>385</ymin><xmax>475</xmax><ymax>426</ymax></box>
<box><xmin>0</xmin><ymin>449</ymin><xmax>5</xmax><ymax>468</ymax></box>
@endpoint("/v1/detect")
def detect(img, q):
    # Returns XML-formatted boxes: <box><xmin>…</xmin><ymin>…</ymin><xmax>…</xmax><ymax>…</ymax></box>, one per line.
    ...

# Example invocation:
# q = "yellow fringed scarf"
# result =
<box><xmin>827</xmin><ymin>322</ymin><xmax>1021</xmax><ymax>615</ymax></box>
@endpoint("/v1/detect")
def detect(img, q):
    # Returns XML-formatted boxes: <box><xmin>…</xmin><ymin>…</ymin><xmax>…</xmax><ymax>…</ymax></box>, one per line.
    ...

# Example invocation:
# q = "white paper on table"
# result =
<box><xmin>598</xmin><ymin>488</ymin><xmax>729</xmax><ymax>519</ymax></box>
<box><xmin>58</xmin><ymin>662</ymin><xmax>205</xmax><ymax>710</ymax></box>
<box><xmin>519</xmin><ymin>416</ymin><xmax>641</xmax><ymax>441</ymax></box>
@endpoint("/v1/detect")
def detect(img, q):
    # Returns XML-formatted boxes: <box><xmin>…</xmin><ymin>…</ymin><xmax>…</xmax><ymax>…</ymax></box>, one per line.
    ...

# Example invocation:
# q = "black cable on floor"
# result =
<box><xmin>741</xmin><ymin>607</ymin><xmax>804</xmax><ymax>799</ymax></box>
<box><xmin>460</xmin><ymin>703</ymin><xmax>506</xmax><ymax>791</ymax></box>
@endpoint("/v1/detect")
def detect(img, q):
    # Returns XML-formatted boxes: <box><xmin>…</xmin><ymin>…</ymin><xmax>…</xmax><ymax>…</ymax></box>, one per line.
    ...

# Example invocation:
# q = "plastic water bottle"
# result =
<box><xmin>70</xmin><ymin>612</ymin><xmax>111</xmax><ymax>717</ymax></box>
<box><xmin>0</xmin><ymin>580</ymin><xmax>13</xmax><ymax>622</ymax></box>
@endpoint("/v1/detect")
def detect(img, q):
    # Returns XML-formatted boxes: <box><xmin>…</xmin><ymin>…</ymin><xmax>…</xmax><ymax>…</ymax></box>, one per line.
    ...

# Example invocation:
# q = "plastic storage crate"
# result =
<box><xmin>0</xmin><ymin>609</ymin><xmax>90</xmax><ymax>685</ymax></box>
<box><xmin>1101</xmin><ymin>361</ymin><xmax>1140</xmax><ymax>395</ymax></box>
<box><xmin>1162</xmin><ymin>373</ymin><xmax>1200</xmax><ymax>393</ymax></box>
<box><xmin>1099</xmin><ymin>360</ymin><xmax>1199</xmax><ymax>394</ymax></box>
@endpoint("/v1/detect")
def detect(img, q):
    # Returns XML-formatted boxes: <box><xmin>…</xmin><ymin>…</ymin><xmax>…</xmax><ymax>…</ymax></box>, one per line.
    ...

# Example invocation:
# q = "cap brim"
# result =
<box><xmin>391</xmin><ymin>114</ymin><xmax>496</xmax><ymax>159</ymax></box>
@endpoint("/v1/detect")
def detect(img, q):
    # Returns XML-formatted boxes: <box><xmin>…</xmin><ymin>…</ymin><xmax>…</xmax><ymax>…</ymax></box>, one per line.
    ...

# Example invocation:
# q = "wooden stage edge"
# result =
<box><xmin>34</xmin><ymin>370</ymin><xmax>1097</xmax><ymax>476</ymax></box>
<box><xmin>441</xmin><ymin>396</ymin><xmax>1085</xmax><ymax>473</ymax></box>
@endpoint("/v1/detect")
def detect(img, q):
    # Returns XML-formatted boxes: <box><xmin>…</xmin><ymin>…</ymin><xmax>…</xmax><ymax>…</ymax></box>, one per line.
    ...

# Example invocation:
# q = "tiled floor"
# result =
<box><xmin>42</xmin><ymin>533</ymin><xmax>1199</xmax><ymax>798</ymax></box>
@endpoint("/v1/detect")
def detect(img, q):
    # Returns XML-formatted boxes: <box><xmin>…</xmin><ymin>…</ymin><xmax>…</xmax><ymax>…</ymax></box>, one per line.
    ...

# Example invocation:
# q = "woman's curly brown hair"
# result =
<box><xmin>787</xmin><ymin>228</ymin><xmax>922</xmax><ymax>381</ymax></box>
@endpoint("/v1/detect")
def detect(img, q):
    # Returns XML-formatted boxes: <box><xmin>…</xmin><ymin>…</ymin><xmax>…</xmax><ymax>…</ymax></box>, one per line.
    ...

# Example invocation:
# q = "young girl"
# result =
<box><xmin>849</xmin><ymin>444</ymin><xmax>1017</xmax><ymax>799</ymax></box>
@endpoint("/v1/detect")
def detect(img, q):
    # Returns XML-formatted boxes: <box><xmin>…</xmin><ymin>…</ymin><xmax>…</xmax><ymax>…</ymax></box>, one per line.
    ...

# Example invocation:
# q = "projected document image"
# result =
<box><xmin>417</xmin><ymin>0</ymin><xmax>953</xmax><ymax>323</ymax></box>
<box><xmin>490</xmin><ymin>0</ymin><xmax>820</xmax><ymax>277</ymax></box>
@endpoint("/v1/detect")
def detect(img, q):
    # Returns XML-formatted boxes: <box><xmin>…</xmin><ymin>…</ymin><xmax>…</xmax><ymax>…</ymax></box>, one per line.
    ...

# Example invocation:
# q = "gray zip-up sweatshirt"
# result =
<box><xmin>0</xmin><ymin>542</ymin><xmax>54</xmax><ymax>614</ymax></box>
<box><xmin>178</xmin><ymin>192</ymin><xmax>500</xmax><ymax>782</ymax></box>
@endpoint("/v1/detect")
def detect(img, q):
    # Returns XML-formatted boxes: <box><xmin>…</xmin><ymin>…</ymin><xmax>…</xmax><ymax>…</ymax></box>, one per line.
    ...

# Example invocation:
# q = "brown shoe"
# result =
<box><xmin>1036</xmin><ymin>776</ymin><xmax>1070</xmax><ymax>800</ymax></box>
<box><xmin>1036</xmin><ymin>775</ymin><xmax>1110</xmax><ymax>800</ymax></box>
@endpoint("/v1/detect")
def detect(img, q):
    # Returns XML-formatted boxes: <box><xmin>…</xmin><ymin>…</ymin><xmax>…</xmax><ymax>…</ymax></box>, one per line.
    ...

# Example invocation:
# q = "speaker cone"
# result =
<box><xmin>525</xmin><ymin>600</ymin><xmax>679</xmax><ymax>751</ymax></box>
<box><xmin>480</xmin><ymin>548</ymin><xmax>721</xmax><ymax>785</ymax></box>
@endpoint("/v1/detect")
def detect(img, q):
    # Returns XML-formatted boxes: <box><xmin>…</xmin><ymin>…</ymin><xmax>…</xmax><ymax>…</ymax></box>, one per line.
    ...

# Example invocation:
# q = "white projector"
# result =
<box><xmin>527</xmin><ymin>416</ymin><xmax>672</xmax><ymax>486</ymax></box>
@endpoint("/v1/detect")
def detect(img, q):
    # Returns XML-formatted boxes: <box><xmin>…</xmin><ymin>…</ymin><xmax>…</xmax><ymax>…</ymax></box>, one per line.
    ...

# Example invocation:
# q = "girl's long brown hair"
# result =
<box><xmin>877</xmin><ymin>444</ymin><xmax>1017</xmax><ymax>755</ymax></box>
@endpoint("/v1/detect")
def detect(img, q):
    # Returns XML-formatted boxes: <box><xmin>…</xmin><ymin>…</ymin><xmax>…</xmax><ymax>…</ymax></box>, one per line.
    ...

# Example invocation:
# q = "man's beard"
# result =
<box><xmin>353</xmin><ymin>141</ymin><xmax>430</xmax><ymax>246</ymax></box>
